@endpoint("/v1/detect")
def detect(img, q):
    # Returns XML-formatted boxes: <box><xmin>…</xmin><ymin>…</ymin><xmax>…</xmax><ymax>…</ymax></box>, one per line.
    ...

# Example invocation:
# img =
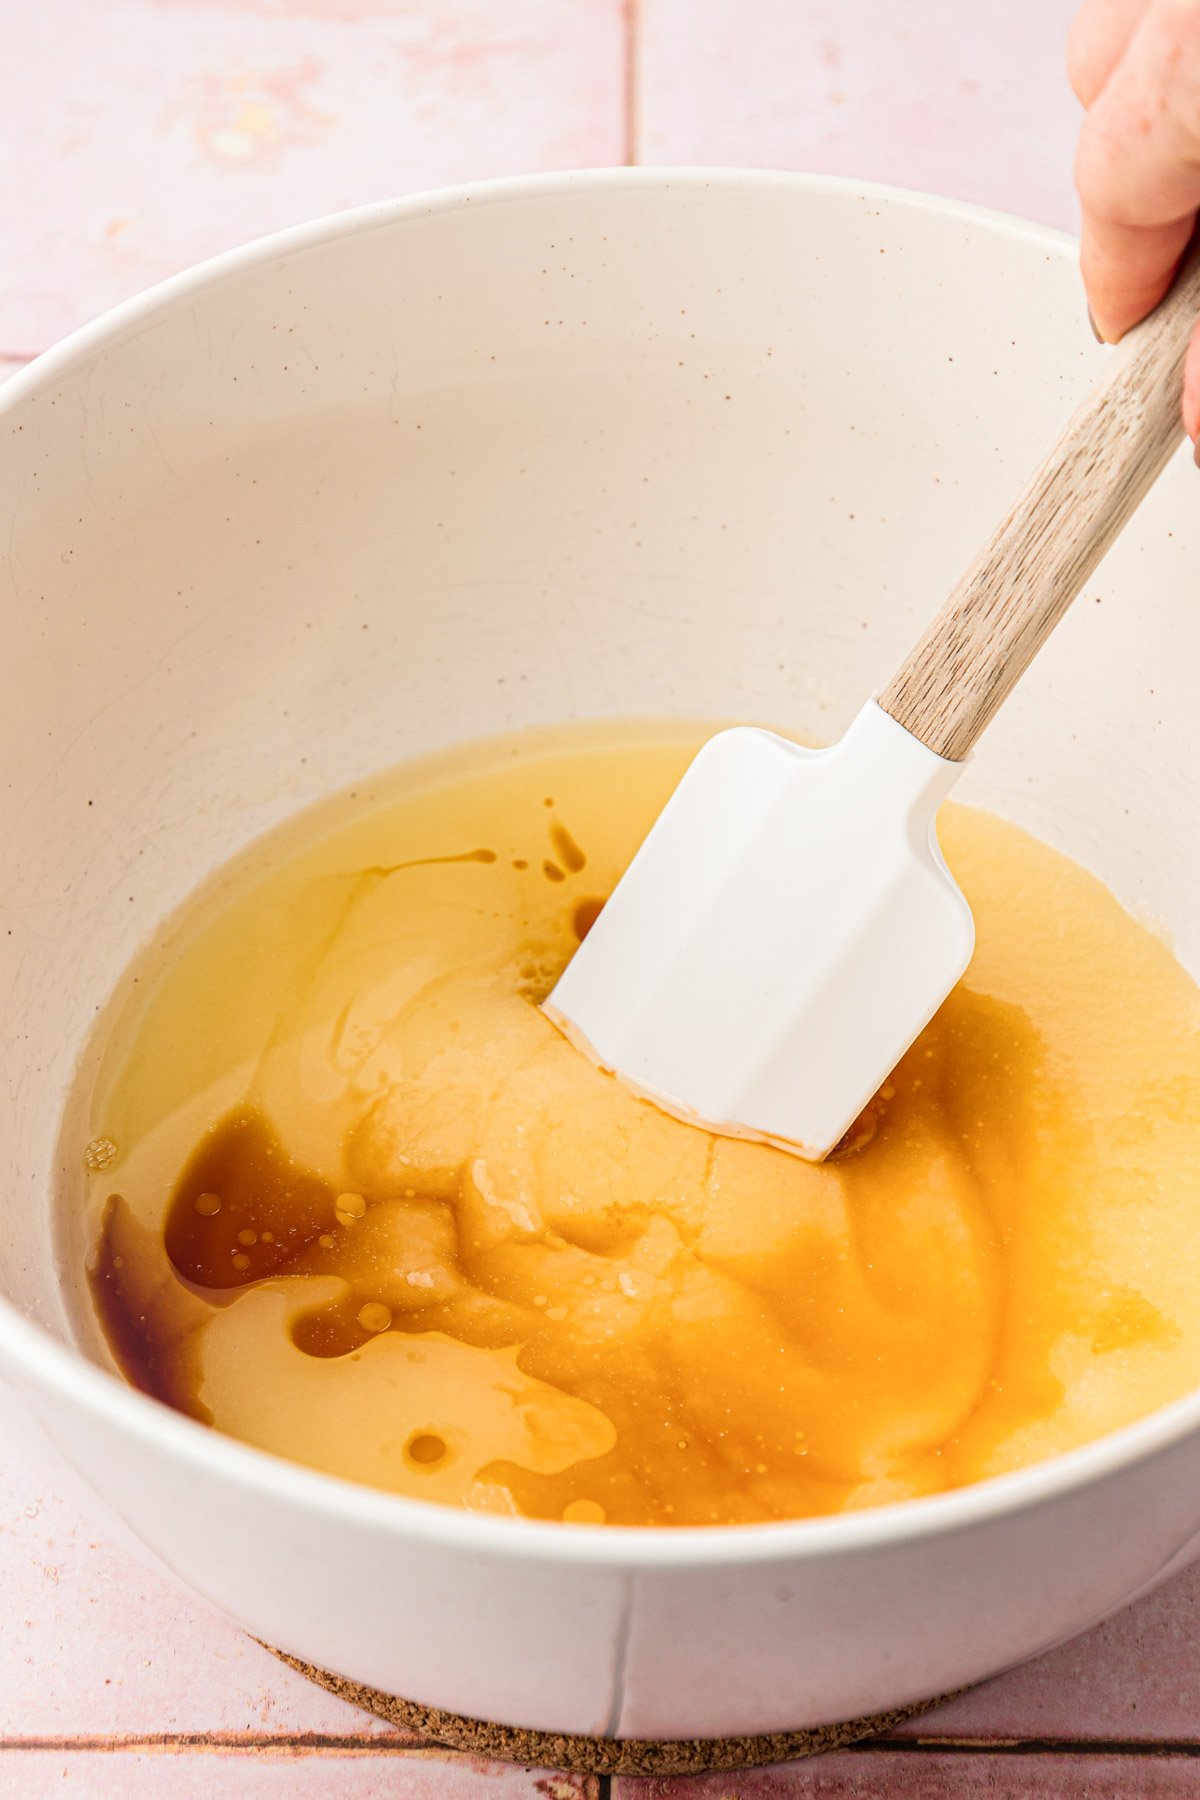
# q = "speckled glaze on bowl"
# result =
<box><xmin>3</xmin><ymin>170</ymin><xmax>1200</xmax><ymax>1741</ymax></box>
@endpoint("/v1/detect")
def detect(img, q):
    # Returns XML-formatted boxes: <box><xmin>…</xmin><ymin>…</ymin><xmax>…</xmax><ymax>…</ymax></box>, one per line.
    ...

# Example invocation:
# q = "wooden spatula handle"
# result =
<box><xmin>879</xmin><ymin>238</ymin><xmax>1200</xmax><ymax>762</ymax></box>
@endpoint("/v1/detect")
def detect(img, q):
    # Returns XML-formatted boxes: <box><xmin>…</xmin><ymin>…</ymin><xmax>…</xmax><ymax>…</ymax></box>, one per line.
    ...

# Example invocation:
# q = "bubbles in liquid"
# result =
<box><xmin>335</xmin><ymin>1192</ymin><xmax>367</xmax><ymax>1224</ymax></box>
<box><xmin>193</xmin><ymin>1191</ymin><xmax>222</xmax><ymax>1217</ymax></box>
<box><xmin>84</xmin><ymin>1137</ymin><xmax>118</xmax><ymax>1173</ymax></box>
<box><xmin>357</xmin><ymin>1302</ymin><xmax>392</xmax><ymax>1334</ymax></box>
<box><xmin>563</xmin><ymin>1499</ymin><xmax>605</xmax><ymax>1524</ymax></box>
<box><xmin>406</xmin><ymin>1432</ymin><xmax>447</xmax><ymax>1466</ymax></box>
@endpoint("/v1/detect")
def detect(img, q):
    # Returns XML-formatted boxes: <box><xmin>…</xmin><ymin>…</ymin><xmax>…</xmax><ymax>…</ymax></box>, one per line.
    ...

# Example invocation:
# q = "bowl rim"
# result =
<box><xmin>9</xmin><ymin>162</ymin><xmax>1199</xmax><ymax>1571</ymax></box>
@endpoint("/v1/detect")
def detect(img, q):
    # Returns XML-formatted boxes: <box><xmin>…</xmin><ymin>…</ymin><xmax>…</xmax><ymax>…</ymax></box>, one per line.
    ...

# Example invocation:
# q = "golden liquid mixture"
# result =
<box><xmin>82</xmin><ymin>721</ymin><xmax>1200</xmax><ymax>1526</ymax></box>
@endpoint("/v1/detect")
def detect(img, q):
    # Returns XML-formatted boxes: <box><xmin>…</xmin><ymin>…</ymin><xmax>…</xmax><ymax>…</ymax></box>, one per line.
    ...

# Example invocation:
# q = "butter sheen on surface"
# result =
<box><xmin>83</xmin><ymin>721</ymin><xmax>1200</xmax><ymax>1526</ymax></box>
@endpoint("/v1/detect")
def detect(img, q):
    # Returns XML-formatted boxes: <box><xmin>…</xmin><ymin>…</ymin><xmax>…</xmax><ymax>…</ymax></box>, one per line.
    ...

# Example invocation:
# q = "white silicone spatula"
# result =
<box><xmin>545</xmin><ymin>244</ymin><xmax>1200</xmax><ymax>1160</ymax></box>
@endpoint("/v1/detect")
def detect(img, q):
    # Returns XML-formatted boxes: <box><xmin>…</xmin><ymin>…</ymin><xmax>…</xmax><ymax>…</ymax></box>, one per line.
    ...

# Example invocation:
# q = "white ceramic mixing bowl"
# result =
<box><xmin>4</xmin><ymin>170</ymin><xmax>1200</xmax><ymax>1742</ymax></box>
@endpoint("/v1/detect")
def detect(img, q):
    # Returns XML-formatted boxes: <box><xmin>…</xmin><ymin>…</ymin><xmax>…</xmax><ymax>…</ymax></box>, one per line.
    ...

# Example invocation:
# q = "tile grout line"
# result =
<box><xmin>869</xmin><ymin>1736</ymin><xmax>1200</xmax><ymax>1759</ymax></box>
<box><xmin>0</xmin><ymin>1736</ymin><xmax>465</xmax><ymax>1757</ymax></box>
<box><xmin>622</xmin><ymin>0</ymin><xmax>640</xmax><ymax>166</ymax></box>
<box><xmin>4</xmin><ymin>1733</ymin><xmax>1200</xmax><ymax>1759</ymax></box>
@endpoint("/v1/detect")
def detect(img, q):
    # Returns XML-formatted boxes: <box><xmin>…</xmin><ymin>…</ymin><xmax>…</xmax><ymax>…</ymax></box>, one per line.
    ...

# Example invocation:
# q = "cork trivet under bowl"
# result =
<box><xmin>268</xmin><ymin>1646</ymin><xmax>948</xmax><ymax>1776</ymax></box>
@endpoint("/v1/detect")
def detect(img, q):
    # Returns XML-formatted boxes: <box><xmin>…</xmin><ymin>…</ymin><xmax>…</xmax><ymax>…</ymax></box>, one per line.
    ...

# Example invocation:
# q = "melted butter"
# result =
<box><xmin>81</xmin><ymin>721</ymin><xmax>1200</xmax><ymax>1525</ymax></box>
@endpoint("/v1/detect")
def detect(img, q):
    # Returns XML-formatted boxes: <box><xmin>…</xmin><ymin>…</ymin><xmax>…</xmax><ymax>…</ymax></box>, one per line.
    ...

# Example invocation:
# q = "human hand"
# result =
<box><xmin>1068</xmin><ymin>0</ymin><xmax>1200</xmax><ymax>440</ymax></box>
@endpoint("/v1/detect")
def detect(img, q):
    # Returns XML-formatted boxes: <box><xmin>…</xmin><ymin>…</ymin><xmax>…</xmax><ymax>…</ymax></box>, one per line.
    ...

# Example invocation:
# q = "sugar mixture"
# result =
<box><xmin>83</xmin><ymin>721</ymin><xmax>1200</xmax><ymax>1525</ymax></box>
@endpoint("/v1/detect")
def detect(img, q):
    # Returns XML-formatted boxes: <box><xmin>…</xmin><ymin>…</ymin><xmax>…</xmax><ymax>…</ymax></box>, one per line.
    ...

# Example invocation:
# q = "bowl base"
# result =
<box><xmin>265</xmin><ymin>1644</ymin><xmax>953</xmax><ymax>1775</ymax></box>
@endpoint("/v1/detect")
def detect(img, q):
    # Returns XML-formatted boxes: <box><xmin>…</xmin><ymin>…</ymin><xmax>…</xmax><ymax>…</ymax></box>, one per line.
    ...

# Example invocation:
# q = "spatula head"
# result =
<box><xmin>543</xmin><ymin>702</ymin><xmax>975</xmax><ymax>1159</ymax></box>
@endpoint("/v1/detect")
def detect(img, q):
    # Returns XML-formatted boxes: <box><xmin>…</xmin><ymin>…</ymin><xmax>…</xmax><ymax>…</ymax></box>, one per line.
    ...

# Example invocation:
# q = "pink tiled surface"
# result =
<box><xmin>613</xmin><ymin>1757</ymin><xmax>1200</xmax><ymax>1799</ymax></box>
<box><xmin>5</xmin><ymin>1</ymin><xmax>1198</xmax><ymax>1793</ymax></box>
<box><xmin>0</xmin><ymin>0</ymin><xmax>626</xmax><ymax>352</ymax></box>
<box><xmin>2</xmin><ymin>1750</ymin><xmax>590</xmax><ymax>1799</ymax></box>
<box><xmin>636</xmin><ymin>0</ymin><xmax>1081</xmax><ymax>231</ymax></box>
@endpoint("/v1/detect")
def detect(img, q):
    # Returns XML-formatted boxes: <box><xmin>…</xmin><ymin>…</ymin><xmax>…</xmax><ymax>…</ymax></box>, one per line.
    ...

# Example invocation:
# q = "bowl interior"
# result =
<box><xmin>3</xmin><ymin>172</ymin><xmax>1198</xmax><ymax>1363</ymax></box>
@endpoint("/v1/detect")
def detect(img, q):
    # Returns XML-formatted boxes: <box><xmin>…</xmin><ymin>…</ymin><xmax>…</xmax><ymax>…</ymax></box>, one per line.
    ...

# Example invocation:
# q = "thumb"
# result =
<box><xmin>1075</xmin><ymin>0</ymin><xmax>1200</xmax><ymax>340</ymax></box>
